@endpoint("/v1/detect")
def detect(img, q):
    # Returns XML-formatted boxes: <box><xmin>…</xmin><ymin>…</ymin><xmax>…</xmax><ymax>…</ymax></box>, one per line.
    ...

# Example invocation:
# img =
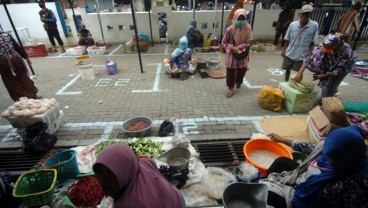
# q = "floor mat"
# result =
<box><xmin>258</xmin><ymin>116</ymin><xmax>310</xmax><ymax>142</ymax></box>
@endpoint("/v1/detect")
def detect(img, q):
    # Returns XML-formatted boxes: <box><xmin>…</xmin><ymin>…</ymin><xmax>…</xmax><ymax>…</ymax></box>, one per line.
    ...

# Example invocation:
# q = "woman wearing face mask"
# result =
<box><xmin>262</xmin><ymin>125</ymin><xmax>368</xmax><ymax>208</ymax></box>
<box><xmin>222</xmin><ymin>9</ymin><xmax>253</xmax><ymax>98</ymax></box>
<box><xmin>93</xmin><ymin>143</ymin><xmax>185</xmax><ymax>208</ymax></box>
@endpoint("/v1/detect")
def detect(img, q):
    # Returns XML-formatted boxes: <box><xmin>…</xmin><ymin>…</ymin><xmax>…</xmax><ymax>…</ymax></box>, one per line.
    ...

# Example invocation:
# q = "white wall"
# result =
<box><xmin>0</xmin><ymin>3</ymin><xmax>69</xmax><ymax>46</ymax></box>
<box><xmin>1</xmin><ymin>3</ymin><xmax>302</xmax><ymax>46</ymax></box>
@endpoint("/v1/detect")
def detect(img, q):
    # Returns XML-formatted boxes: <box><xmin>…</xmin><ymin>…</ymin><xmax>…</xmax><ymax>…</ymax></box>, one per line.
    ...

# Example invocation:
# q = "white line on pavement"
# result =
<box><xmin>243</xmin><ymin>78</ymin><xmax>262</xmax><ymax>89</ymax></box>
<box><xmin>55</xmin><ymin>74</ymin><xmax>82</xmax><ymax>95</ymax></box>
<box><xmin>108</xmin><ymin>43</ymin><xmax>123</xmax><ymax>55</ymax></box>
<box><xmin>132</xmin><ymin>63</ymin><xmax>166</xmax><ymax>92</ymax></box>
<box><xmin>101</xmin><ymin>126</ymin><xmax>114</xmax><ymax>140</ymax></box>
<box><xmin>165</xmin><ymin>45</ymin><xmax>169</xmax><ymax>55</ymax></box>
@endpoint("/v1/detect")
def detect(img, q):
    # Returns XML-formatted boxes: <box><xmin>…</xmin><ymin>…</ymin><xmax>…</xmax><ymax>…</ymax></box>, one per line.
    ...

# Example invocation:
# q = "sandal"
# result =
<box><xmin>226</xmin><ymin>90</ymin><xmax>234</xmax><ymax>98</ymax></box>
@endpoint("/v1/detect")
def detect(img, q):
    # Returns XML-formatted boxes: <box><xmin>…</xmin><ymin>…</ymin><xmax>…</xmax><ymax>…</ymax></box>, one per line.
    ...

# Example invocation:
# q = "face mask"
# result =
<box><xmin>235</xmin><ymin>20</ymin><xmax>245</xmax><ymax>27</ymax></box>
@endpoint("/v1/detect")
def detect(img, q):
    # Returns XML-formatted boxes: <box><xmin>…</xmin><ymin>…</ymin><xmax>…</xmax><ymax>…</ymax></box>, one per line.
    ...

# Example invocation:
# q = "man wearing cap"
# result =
<box><xmin>281</xmin><ymin>4</ymin><xmax>318</xmax><ymax>81</ymax></box>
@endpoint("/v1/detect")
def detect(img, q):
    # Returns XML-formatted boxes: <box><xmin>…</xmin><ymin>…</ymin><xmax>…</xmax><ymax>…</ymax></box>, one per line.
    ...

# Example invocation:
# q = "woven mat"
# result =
<box><xmin>208</xmin><ymin>70</ymin><xmax>226</xmax><ymax>79</ymax></box>
<box><xmin>258</xmin><ymin>116</ymin><xmax>310</xmax><ymax>142</ymax></box>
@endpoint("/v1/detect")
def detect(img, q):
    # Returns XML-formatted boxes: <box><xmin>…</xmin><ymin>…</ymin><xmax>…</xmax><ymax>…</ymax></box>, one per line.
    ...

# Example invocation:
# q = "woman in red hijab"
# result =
<box><xmin>93</xmin><ymin>143</ymin><xmax>185</xmax><ymax>208</ymax></box>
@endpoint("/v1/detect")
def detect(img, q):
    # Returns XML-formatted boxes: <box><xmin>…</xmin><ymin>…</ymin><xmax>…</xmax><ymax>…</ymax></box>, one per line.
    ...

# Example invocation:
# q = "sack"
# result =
<box><xmin>22</xmin><ymin>122</ymin><xmax>57</xmax><ymax>154</ymax></box>
<box><xmin>233</xmin><ymin>47</ymin><xmax>250</xmax><ymax>59</ymax></box>
<box><xmin>159</xmin><ymin>120</ymin><xmax>174</xmax><ymax>136</ymax></box>
<box><xmin>258</xmin><ymin>86</ymin><xmax>285</xmax><ymax>112</ymax></box>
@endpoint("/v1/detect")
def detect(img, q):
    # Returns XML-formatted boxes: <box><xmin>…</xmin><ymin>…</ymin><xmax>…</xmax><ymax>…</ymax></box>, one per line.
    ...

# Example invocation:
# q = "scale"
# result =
<box><xmin>158</xmin><ymin>147</ymin><xmax>191</xmax><ymax>189</ymax></box>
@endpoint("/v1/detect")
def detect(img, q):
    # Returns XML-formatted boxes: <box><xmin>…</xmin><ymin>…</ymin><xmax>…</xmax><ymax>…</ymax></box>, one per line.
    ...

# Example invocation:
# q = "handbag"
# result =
<box><xmin>232</xmin><ymin>34</ymin><xmax>250</xmax><ymax>60</ymax></box>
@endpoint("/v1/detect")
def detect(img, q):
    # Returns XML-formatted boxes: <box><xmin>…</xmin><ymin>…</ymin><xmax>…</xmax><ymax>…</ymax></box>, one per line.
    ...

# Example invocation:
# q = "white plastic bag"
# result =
<box><xmin>201</xmin><ymin>167</ymin><xmax>237</xmax><ymax>199</ymax></box>
<box><xmin>171</xmin><ymin>133</ymin><xmax>190</xmax><ymax>148</ymax></box>
<box><xmin>239</xmin><ymin>162</ymin><xmax>259</xmax><ymax>182</ymax></box>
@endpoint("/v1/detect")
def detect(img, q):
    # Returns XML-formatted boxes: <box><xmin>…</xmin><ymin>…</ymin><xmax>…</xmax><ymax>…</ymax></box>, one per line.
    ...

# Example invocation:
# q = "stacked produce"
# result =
<box><xmin>289</xmin><ymin>80</ymin><xmax>315</xmax><ymax>93</ymax></box>
<box><xmin>66</xmin><ymin>176</ymin><xmax>104</xmax><ymax>207</ymax></box>
<box><xmin>95</xmin><ymin>138</ymin><xmax>163</xmax><ymax>158</ymax></box>
<box><xmin>0</xmin><ymin>97</ymin><xmax>58</xmax><ymax>118</ymax></box>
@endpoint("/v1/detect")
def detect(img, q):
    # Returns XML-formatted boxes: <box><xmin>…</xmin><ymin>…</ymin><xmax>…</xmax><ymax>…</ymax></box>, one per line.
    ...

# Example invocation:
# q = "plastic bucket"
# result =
<box><xmin>75</xmin><ymin>55</ymin><xmax>91</xmax><ymax>65</ymax></box>
<box><xmin>222</xmin><ymin>183</ymin><xmax>268</xmax><ymax>208</ymax></box>
<box><xmin>243</xmin><ymin>139</ymin><xmax>293</xmax><ymax>175</ymax></box>
<box><xmin>106</xmin><ymin>61</ymin><xmax>118</xmax><ymax>75</ymax></box>
<box><xmin>78</xmin><ymin>63</ymin><xmax>95</xmax><ymax>80</ymax></box>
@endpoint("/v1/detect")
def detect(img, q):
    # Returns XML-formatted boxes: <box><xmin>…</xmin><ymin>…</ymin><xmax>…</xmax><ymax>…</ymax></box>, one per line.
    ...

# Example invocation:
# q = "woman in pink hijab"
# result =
<box><xmin>93</xmin><ymin>143</ymin><xmax>185</xmax><ymax>208</ymax></box>
<box><xmin>222</xmin><ymin>8</ymin><xmax>253</xmax><ymax>98</ymax></box>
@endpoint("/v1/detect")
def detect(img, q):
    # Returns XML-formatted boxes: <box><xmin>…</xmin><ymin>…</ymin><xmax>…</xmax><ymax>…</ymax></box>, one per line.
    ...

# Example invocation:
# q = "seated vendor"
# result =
<box><xmin>169</xmin><ymin>36</ymin><xmax>193</xmax><ymax>76</ymax></box>
<box><xmin>93</xmin><ymin>143</ymin><xmax>185</xmax><ymax>207</ymax></box>
<box><xmin>78</xmin><ymin>24</ymin><xmax>95</xmax><ymax>47</ymax></box>
<box><xmin>186</xmin><ymin>20</ymin><xmax>203</xmax><ymax>48</ymax></box>
<box><xmin>262</xmin><ymin>126</ymin><xmax>368</xmax><ymax>208</ymax></box>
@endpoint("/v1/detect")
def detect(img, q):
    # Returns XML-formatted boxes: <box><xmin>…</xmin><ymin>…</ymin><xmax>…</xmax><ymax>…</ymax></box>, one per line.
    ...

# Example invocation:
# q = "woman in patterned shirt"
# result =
<box><xmin>261</xmin><ymin>125</ymin><xmax>367</xmax><ymax>208</ymax></box>
<box><xmin>294</xmin><ymin>33</ymin><xmax>357</xmax><ymax>105</ymax></box>
<box><xmin>222</xmin><ymin>8</ymin><xmax>252</xmax><ymax>98</ymax></box>
<box><xmin>0</xmin><ymin>32</ymin><xmax>39</xmax><ymax>101</ymax></box>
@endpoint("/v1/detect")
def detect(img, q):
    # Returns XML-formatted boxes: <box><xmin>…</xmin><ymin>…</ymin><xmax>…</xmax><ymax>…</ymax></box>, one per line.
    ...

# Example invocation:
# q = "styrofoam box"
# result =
<box><xmin>307</xmin><ymin>116</ymin><xmax>326</xmax><ymax>142</ymax></box>
<box><xmin>87</xmin><ymin>46</ymin><xmax>106</xmax><ymax>56</ymax></box>
<box><xmin>7</xmin><ymin>103</ymin><xmax>61</xmax><ymax>129</ymax></box>
<box><xmin>46</xmin><ymin>111</ymin><xmax>64</xmax><ymax>135</ymax></box>
<box><xmin>66</xmin><ymin>46</ymin><xmax>87</xmax><ymax>56</ymax></box>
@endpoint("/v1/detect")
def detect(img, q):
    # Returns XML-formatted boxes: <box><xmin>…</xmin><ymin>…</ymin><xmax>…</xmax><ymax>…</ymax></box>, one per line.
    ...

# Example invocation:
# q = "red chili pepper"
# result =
<box><xmin>66</xmin><ymin>176</ymin><xmax>104</xmax><ymax>207</ymax></box>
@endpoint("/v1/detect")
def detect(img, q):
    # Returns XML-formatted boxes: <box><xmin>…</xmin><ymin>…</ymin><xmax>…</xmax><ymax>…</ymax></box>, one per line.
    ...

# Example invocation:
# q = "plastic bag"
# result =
<box><xmin>258</xmin><ymin>86</ymin><xmax>285</xmax><ymax>112</ymax></box>
<box><xmin>171</xmin><ymin>133</ymin><xmax>190</xmax><ymax>148</ymax></box>
<box><xmin>159</xmin><ymin>119</ymin><xmax>174</xmax><ymax>136</ymax></box>
<box><xmin>238</xmin><ymin>162</ymin><xmax>259</xmax><ymax>182</ymax></box>
<box><xmin>22</xmin><ymin>122</ymin><xmax>57</xmax><ymax>154</ymax></box>
<box><xmin>201</xmin><ymin>167</ymin><xmax>237</xmax><ymax>199</ymax></box>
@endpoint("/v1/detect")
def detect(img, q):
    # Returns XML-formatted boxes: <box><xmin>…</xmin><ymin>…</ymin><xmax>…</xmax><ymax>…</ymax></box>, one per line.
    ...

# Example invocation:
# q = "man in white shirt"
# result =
<box><xmin>271</xmin><ymin>0</ymin><xmax>281</xmax><ymax>9</ymax></box>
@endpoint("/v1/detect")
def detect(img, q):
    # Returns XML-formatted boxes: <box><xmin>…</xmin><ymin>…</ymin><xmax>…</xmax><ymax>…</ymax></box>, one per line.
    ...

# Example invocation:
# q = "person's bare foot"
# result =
<box><xmin>226</xmin><ymin>89</ymin><xmax>234</xmax><ymax>98</ymax></box>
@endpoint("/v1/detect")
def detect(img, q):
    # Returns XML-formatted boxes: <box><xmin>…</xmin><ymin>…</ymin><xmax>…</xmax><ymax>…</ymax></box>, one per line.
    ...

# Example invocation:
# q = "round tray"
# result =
<box><xmin>122</xmin><ymin>117</ymin><xmax>152</xmax><ymax>137</ymax></box>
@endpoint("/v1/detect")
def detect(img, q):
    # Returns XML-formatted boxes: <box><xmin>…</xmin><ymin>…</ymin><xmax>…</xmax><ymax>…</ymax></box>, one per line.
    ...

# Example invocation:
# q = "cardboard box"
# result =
<box><xmin>7</xmin><ymin>104</ymin><xmax>61</xmax><ymax>129</ymax></box>
<box><xmin>308</xmin><ymin>106</ymin><xmax>341</xmax><ymax>136</ymax></box>
<box><xmin>279</xmin><ymin>82</ymin><xmax>317</xmax><ymax>113</ymax></box>
<box><xmin>307</xmin><ymin>116</ymin><xmax>326</xmax><ymax>142</ymax></box>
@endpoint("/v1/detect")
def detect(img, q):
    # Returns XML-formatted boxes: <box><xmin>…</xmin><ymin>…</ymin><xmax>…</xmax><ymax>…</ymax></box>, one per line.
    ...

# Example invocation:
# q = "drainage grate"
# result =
<box><xmin>0</xmin><ymin>147</ymin><xmax>75</xmax><ymax>179</ymax></box>
<box><xmin>191</xmin><ymin>139</ymin><xmax>248</xmax><ymax>167</ymax></box>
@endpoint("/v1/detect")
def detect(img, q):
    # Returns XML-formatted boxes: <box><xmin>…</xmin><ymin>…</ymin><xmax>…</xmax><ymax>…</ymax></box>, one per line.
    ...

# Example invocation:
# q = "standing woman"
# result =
<box><xmin>0</xmin><ymin>32</ymin><xmax>39</xmax><ymax>101</ymax></box>
<box><xmin>222</xmin><ymin>9</ymin><xmax>253</xmax><ymax>98</ymax></box>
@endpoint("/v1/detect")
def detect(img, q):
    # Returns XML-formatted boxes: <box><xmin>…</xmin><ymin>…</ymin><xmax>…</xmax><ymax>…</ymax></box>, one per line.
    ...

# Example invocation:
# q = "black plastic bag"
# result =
<box><xmin>22</xmin><ymin>122</ymin><xmax>57</xmax><ymax>154</ymax></box>
<box><xmin>159</xmin><ymin>120</ymin><xmax>174</xmax><ymax>137</ymax></box>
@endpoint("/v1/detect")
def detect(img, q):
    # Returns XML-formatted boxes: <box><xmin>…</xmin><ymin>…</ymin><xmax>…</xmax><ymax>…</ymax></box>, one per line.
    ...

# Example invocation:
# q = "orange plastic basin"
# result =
<box><xmin>243</xmin><ymin>139</ymin><xmax>293</xmax><ymax>176</ymax></box>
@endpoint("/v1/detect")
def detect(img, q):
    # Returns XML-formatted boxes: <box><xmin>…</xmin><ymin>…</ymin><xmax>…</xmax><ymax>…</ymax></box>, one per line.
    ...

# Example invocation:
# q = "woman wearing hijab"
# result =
<box><xmin>294</xmin><ymin>33</ymin><xmax>357</xmax><ymax>105</ymax></box>
<box><xmin>93</xmin><ymin>143</ymin><xmax>185</xmax><ymax>208</ymax></box>
<box><xmin>263</xmin><ymin>125</ymin><xmax>368</xmax><ymax>208</ymax></box>
<box><xmin>222</xmin><ymin>8</ymin><xmax>253</xmax><ymax>98</ymax></box>
<box><xmin>186</xmin><ymin>20</ymin><xmax>203</xmax><ymax>49</ymax></box>
<box><xmin>168</xmin><ymin>36</ymin><xmax>192</xmax><ymax>77</ymax></box>
<box><xmin>0</xmin><ymin>32</ymin><xmax>40</xmax><ymax>101</ymax></box>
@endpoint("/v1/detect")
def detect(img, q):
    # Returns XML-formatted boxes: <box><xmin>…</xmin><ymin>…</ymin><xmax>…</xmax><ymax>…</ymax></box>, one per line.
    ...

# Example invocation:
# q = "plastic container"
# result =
<box><xmin>243</xmin><ymin>139</ymin><xmax>293</xmax><ymax>175</ymax></box>
<box><xmin>87</xmin><ymin>46</ymin><xmax>106</xmax><ymax>56</ymax></box>
<box><xmin>233</xmin><ymin>165</ymin><xmax>261</xmax><ymax>183</ymax></box>
<box><xmin>122</xmin><ymin>117</ymin><xmax>152</xmax><ymax>137</ymax></box>
<box><xmin>13</xmin><ymin>169</ymin><xmax>57</xmax><ymax>207</ymax></box>
<box><xmin>42</xmin><ymin>150</ymin><xmax>80</xmax><ymax>184</ymax></box>
<box><xmin>78</xmin><ymin>63</ymin><xmax>95</xmax><ymax>80</ymax></box>
<box><xmin>67</xmin><ymin>46</ymin><xmax>86</xmax><ymax>56</ymax></box>
<box><xmin>106</xmin><ymin>60</ymin><xmax>118</xmax><ymax>75</ymax></box>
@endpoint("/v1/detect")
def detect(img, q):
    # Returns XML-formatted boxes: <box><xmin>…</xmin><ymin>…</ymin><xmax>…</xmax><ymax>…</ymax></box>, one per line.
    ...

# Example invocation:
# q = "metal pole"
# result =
<box><xmin>193</xmin><ymin>0</ymin><xmax>195</xmax><ymax>19</ymax></box>
<box><xmin>148</xmin><ymin>10</ymin><xmax>154</xmax><ymax>46</ymax></box>
<box><xmin>220</xmin><ymin>0</ymin><xmax>224</xmax><ymax>41</ymax></box>
<box><xmin>96</xmin><ymin>0</ymin><xmax>106</xmax><ymax>44</ymax></box>
<box><xmin>2</xmin><ymin>3</ymin><xmax>35</xmax><ymax>75</ymax></box>
<box><xmin>131</xmin><ymin>1</ymin><xmax>144</xmax><ymax>73</ymax></box>
<box><xmin>353</xmin><ymin>7</ymin><xmax>368</xmax><ymax>51</ymax></box>
<box><xmin>68</xmin><ymin>0</ymin><xmax>79</xmax><ymax>32</ymax></box>
<box><xmin>251</xmin><ymin>0</ymin><xmax>257</xmax><ymax>30</ymax></box>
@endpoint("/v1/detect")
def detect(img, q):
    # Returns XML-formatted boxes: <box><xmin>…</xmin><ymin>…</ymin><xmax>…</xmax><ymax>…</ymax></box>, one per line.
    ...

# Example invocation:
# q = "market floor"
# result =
<box><xmin>1</xmin><ymin>43</ymin><xmax>368</xmax><ymax>149</ymax></box>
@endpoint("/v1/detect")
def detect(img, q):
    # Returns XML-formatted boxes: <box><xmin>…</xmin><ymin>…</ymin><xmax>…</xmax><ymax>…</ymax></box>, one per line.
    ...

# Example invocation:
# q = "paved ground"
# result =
<box><xmin>1</xmin><ymin>43</ymin><xmax>368</xmax><ymax>149</ymax></box>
